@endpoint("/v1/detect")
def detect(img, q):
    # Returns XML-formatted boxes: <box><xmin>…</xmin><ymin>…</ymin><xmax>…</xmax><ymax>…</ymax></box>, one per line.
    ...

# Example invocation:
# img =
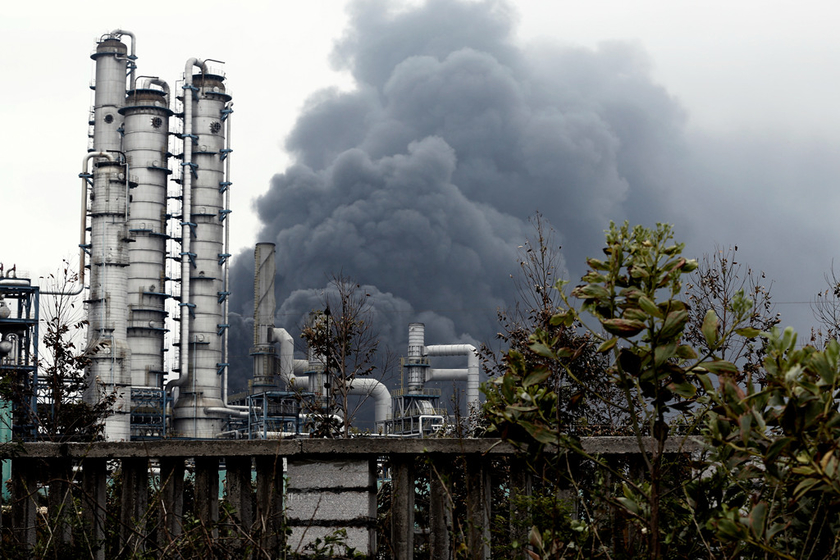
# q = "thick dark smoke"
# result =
<box><xmin>226</xmin><ymin>0</ymin><xmax>702</xmax><ymax>391</ymax></box>
<box><xmin>227</xmin><ymin>0</ymin><xmax>692</xmax><ymax>389</ymax></box>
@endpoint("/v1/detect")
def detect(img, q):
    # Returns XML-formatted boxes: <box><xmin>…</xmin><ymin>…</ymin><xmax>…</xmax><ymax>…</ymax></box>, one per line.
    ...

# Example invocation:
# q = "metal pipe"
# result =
<box><xmin>222</xmin><ymin>102</ymin><xmax>232</xmax><ymax>404</ymax></box>
<box><xmin>419</xmin><ymin>414</ymin><xmax>445</xmax><ymax>436</ymax></box>
<box><xmin>204</xmin><ymin>406</ymin><xmax>249</xmax><ymax>418</ymax></box>
<box><xmin>345</xmin><ymin>377</ymin><xmax>391</xmax><ymax>431</ymax></box>
<box><xmin>272</xmin><ymin>327</ymin><xmax>299</xmax><ymax>386</ymax></box>
<box><xmin>0</xmin><ymin>280</ymin><xmax>30</xmax><ymax>287</ymax></box>
<box><xmin>176</xmin><ymin>58</ymin><xmax>205</xmax><ymax>390</ymax></box>
<box><xmin>136</xmin><ymin>76</ymin><xmax>170</xmax><ymax>101</ymax></box>
<box><xmin>41</xmin><ymin>152</ymin><xmax>114</xmax><ymax>296</ymax></box>
<box><xmin>425</xmin><ymin>344</ymin><xmax>480</xmax><ymax>409</ymax></box>
<box><xmin>426</xmin><ymin>368</ymin><xmax>468</xmax><ymax>381</ymax></box>
<box><xmin>110</xmin><ymin>29</ymin><xmax>136</xmax><ymax>90</ymax></box>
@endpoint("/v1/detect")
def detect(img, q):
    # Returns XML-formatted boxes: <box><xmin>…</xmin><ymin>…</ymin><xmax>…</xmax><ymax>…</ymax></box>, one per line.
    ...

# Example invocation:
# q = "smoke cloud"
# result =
<box><xmin>228</xmin><ymin>0</ymin><xmax>835</xmax><ymax>394</ymax></box>
<box><xmin>227</xmin><ymin>0</ymin><xmax>691</xmax><ymax>389</ymax></box>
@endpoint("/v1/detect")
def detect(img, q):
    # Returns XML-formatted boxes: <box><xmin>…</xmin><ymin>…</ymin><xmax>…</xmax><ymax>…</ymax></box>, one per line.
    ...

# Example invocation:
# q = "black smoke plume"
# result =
<box><xmin>227</xmin><ymin>0</ymin><xmax>694</xmax><ymax>392</ymax></box>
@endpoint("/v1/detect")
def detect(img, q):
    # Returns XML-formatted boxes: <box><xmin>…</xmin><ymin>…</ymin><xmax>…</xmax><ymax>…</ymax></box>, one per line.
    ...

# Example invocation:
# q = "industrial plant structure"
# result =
<box><xmin>0</xmin><ymin>31</ymin><xmax>481</xmax><ymax>443</ymax></box>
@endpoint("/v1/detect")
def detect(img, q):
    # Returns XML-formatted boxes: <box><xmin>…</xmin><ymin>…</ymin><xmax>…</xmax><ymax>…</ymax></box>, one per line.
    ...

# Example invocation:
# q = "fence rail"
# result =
<box><xmin>2</xmin><ymin>437</ymin><xmax>704</xmax><ymax>559</ymax></box>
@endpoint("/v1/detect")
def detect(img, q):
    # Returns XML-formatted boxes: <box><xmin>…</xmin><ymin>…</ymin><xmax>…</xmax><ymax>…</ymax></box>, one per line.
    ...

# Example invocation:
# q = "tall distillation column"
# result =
<box><xmin>86</xmin><ymin>34</ymin><xmax>132</xmax><ymax>441</ymax></box>
<box><xmin>172</xmin><ymin>70</ymin><xmax>232</xmax><ymax>438</ymax></box>
<box><xmin>122</xmin><ymin>82</ymin><xmax>172</xmax><ymax>390</ymax></box>
<box><xmin>86</xmin><ymin>159</ymin><xmax>132</xmax><ymax>441</ymax></box>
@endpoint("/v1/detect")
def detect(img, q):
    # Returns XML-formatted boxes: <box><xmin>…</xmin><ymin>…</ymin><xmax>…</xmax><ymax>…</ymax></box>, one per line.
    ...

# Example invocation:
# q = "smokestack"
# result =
<box><xmin>251</xmin><ymin>242</ymin><xmax>277</xmax><ymax>390</ymax></box>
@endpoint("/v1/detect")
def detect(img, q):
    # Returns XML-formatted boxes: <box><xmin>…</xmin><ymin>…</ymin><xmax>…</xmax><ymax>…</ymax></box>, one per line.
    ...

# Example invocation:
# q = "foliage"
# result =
<box><xmin>300</xmin><ymin>273</ymin><xmax>390</xmax><ymax>437</ymax></box>
<box><xmin>480</xmin><ymin>214</ymin><xmax>623</xmax><ymax>437</ymax></box>
<box><xmin>483</xmin><ymin>222</ymin><xmax>760</xmax><ymax>558</ymax></box>
<box><xmin>684</xmin><ymin>245</ymin><xmax>779</xmax><ymax>386</ymax></box>
<box><xmin>811</xmin><ymin>262</ymin><xmax>840</xmax><ymax>345</ymax></box>
<box><xmin>297</xmin><ymin>528</ymin><xmax>360</xmax><ymax>559</ymax></box>
<box><xmin>700</xmin><ymin>328</ymin><xmax>840</xmax><ymax>558</ymax></box>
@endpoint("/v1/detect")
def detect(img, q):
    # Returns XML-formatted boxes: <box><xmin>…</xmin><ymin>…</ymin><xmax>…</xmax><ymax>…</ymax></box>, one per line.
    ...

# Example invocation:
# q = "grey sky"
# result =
<box><xmin>3</xmin><ymin>1</ymin><xmax>840</xmax><ymax>384</ymax></box>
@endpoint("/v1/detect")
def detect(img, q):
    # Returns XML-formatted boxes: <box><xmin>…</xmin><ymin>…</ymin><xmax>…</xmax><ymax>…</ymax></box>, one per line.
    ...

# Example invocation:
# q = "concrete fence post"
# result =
<box><xmin>509</xmin><ymin>455</ymin><xmax>533</xmax><ymax>556</ymax></box>
<box><xmin>465</xmin><ymin>454</ymin><xmax>491</xmax><ymax>560</ymax></box>
<box><xmin>82</xmin><ymin>457</ymin><xmax>108</xmax><ymax>560</ymax></box>
<box><xmin>391</xmin><ymin>454</ymin><xmax>415</xmax><ymax>560</ymax></box>
<box><xmin>256</xmin><ymin>454</ymin><xmax>285</xmax><ymax>555</ymax></box>
<box><xmin>120</xmin><ymin>457</ymin><xmax>149</xmax><ymax>550</ymax></box>
<box><xmin>225</xmin><ymin>455</ymin><xmax>254</xmax><ymax>543</ymax></box>
<box><xmin>158</xmin><ymin>456</ymin><xmax>185</xmax><ymax>546</ymax></box>
<box><xmin>429</xmin><ymin>455</ymin><xmax>454</xmax><ymax>560</ymax></box>
<box><xmin>11</xmin><ymin>457</ymin><xmax>38</xmax><ymax>550</ymax></box>
<box><xmin>48</xmin><ymin>456</ymin><xmax>74</xmax><ymax>546</ymax></box>
<box><xmin>194</xmin><ymin>456</ymin><xmax>220</xmax><ymax>538</ymax></box>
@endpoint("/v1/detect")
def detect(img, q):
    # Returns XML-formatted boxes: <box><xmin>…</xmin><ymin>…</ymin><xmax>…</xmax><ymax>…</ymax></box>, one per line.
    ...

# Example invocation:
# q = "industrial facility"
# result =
<box><xmin>0</xmin><ymin>30</ymin><xmax>480</xmax><ymax>443</ymax></box>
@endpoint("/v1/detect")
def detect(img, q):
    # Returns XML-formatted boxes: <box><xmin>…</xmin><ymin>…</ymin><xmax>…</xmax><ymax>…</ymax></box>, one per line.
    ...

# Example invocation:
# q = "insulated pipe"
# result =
<box><xmin>345</xmin><ymin>377</ymin><xmax>391</xmax><ymax>431</ymax></box>
<box><xmin>222</xmin><ymin>103</ymin><xmax>232</xmax><ymax>404</ymax></box>
<box><xmin>110</xmin><ymin>29</ymin><xmax>136</xmax><ymax>90</ymax></box>
<box><xmin>272</xmin><ymin>327</ymin><xmax>304</xmax><ymax>387</ymax></box>
<box><xmin>0</xmin><ymin>280</ymin><xmax>30</xmax><ymax>287</ymax></box>
<box><xmin>204</xmin><ymin>407</ymin><xmax>249</xmax><ymax>418</ymax></box>
<box><xmin>427</xmin><ymin>368</ymin><xmax>468</xmax><ymax>381</ymax></box>
<box><xmin>136</xmin><ymin>76</ymin><xmax>169</xmax><ymax>101</ymax></box>
<box><xmin>42</xmin><ymin>152</ymin><xmax>114</xmax><ymax>296</ymax></box>
<box><xmin>425</xmin><ymin>344</ymin><xmax>480</xmax><ymax>409</ymax></box>
<box><xmin>271</xmin><ymin>327</ymin><xmax>311</xmax><ymax>389</ymax></box>
<box><xmin>176</xmin><ymin>58</ymin><xmax>205</xmax><ymax>390</ymax></box>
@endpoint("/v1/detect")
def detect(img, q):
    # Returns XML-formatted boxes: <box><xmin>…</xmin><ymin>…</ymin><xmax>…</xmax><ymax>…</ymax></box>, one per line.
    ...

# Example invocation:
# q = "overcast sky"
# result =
<box><xmin>4</xmin><ymin>0</ymin><xmax>840</xmax><ymax>364</ymax></box>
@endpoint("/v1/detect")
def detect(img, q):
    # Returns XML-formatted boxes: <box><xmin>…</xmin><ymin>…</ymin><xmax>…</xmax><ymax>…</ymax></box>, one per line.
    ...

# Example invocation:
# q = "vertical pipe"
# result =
<box><xmin>222</xmin><ymin>107</ymin><xmax>232</xmax><ymax>403</ymax></box>
<box><xmin>110</xmin><ymin>29</ymin><xmax>137</xmax><ymax>91</ymax></box>
<box><xmin>41</xmin><ymin>152</ymin><xmax>110</xmax><ymax>296</ymax></box>
<box><xmin>178</xmin><ymin>58</ymin><xmax>203</xmax><ymax>393</ymax></box>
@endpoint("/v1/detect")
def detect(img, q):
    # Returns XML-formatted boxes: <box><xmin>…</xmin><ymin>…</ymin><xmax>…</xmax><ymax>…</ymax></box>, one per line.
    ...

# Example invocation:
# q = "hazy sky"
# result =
<box><xmin>4</xmin><ymin>0</ymin><xmax>840</xmax><ymax>365</ymax></box>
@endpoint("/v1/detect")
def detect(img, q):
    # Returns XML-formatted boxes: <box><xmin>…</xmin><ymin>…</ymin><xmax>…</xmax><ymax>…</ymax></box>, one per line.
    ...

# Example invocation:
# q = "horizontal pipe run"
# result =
<box><xmin>424</xmin><ymin>344</ymin><xmax>480</xmax><ymax>409</ymax></box>
<box><xmin>204</xmin><ymin>407</ymin><xmax>249</xmax><ymax>418</ymax></box>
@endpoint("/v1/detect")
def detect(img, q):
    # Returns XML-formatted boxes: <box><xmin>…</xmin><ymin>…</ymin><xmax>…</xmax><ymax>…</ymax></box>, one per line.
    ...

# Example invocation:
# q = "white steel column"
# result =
<box><xmin>86</xmin><ymin>34</ymin><xmax>131</xmax><ymax>441</ymax></box>
<box><xmin>122</xmin><ymin>82</ymin><xmax>172</xmax><ymax>389</ymax></box>
<box><xmin>172</xmin><ymin>67</ymin><xmax>232</xmax><ymax>438</ymax></box>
